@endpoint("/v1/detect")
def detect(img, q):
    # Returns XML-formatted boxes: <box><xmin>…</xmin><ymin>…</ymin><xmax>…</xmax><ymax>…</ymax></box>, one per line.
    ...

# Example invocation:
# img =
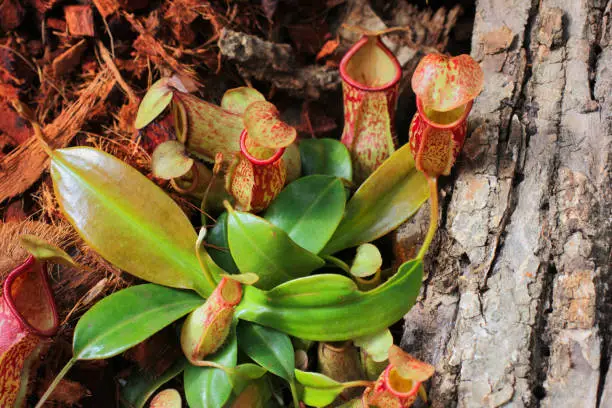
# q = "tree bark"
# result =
<box><xmin>397</xmin><ymin>0</ymin><xmax>611</xmax><ymax>407</ymax></box>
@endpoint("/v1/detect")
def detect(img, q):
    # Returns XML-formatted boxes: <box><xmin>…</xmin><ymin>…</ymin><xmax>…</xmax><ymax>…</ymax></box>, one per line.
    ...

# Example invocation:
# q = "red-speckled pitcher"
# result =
<box><xmin>340</xmin><ymin>35</ymin><xmax>401</xmax><ymax>183</ymax></box>
<box><xmin>409</xmin><ymin>96</ymin><xmax>473</xmax><ymax>177</ymax></box>
<box><xmin>0</xmin><ymin>255</ymin><xmax>58</xmax><ymax>407</ymax></box>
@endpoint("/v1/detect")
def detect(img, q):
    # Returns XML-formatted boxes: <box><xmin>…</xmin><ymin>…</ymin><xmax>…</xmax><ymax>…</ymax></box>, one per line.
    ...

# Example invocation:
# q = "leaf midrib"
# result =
<box><xmin>250</xmin><ymin>326</ymin><xmax>293</xmax><ymax>380</ymax></box>
<box><xmin>282</xmin><ymin>179</ymin><xmax>340</xmax><ymax>251</ymax></box>
<box><xmin>231</xmin><ymin>214</ymin><xmax>302</xmax><ymax>282</ymax></box>
<box><xmin>326</xmin><ymin>164</ymin><xmax>426</xmax><ymax>253</ymax></box>
<box><xmin>53</xmin><ymin>151</ymin><xmax>205</xmax><ymax>291</ymax></box>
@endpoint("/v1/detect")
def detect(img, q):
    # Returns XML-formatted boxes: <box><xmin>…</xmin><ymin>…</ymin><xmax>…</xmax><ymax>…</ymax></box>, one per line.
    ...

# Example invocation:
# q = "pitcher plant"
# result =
<box><xmin>137</xmin><ymin>79</ymin><xmax>299</xmax><ymax>213</ymax></box>
<box><xmin>340</xmin><ymin>33</ymin><xmax>401</xmax><ymax>183</ymax></box>
<box><xmin>409</xmin><ymin>53</ymin><xmax>484</xmax><ymax>260</ymax></box>
<box><xmin>0</xmin><ymin>256</ymin><xmax>58</xmax><ymax>407</ymax></box>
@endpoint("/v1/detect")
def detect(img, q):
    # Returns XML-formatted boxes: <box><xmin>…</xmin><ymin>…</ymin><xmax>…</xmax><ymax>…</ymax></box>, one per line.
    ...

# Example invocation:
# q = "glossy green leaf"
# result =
<box><xmin>184</xmin><ymin>330</ymin><xmax>237</xmax><ymax>408</ymax></box>
<box><xmin>264</xmin><ymin>175</ymin><xmax>346</xmax><ymax>254</ymax></box>
<box><xmin>350</xmin><ymin>243</ymin><xmax>382</xmax><ymax>278</ymax></box>
<box><xmin>294</xmin><ymin>370</ymin><xmax>344</xmax><ymax>408</ymax></box>
<box><xmin>237</xmin><ymin>260</ymin><xmax>423</xmax><ymax>341</ymax></box>
<box><xmin>227</xmin><ymin>208</ymin><xmax>325</xmax><ymax>290</ymax></box>
<box><xmin>50</xmin><ymin>147</ymin><xmax>212</xmax><ymax>296</ymax></box>
<box><xmin>206</xmin><ymin>212</ymin><xmax>239</xmax><ymax>274</ymax></box>
<box><xmin>299</xmin><ymin>139</ymin><xmax>352</xmax><ymax>181</ymax></box>
<box><xmin>229</xmin><ymin>364</ymin><xmax>268</xmax><ymax>394</ymax></box>
<box><xmin>20</xmin><ymin>234</ymin><xmax>77</xmax><ymax>267</ymax></box>
<box><xmin>237</xmin><ymin>322</ymin><xmax>294</xmax><ymax>382</ymax></box>
<box><xmin>322</xmin><ymin>143</ymin><xmax>429</xmax><ymax>255</ymax></box>
<box><xmin>119</xmin><ymin>357</ymin><xmax>188</xmax><ymax>408</ymax></box>
<box><xmin>354</xmin><ymin>329</ymin><xmax>392</xmax><ymax>363</ymax></box>
<box><xmin>151</xmin><ymin>141</ymin><xmax>194</xmax><ymax>180</ymax></box>
<box><xmin>195</xmin><ymin>227</ymin><xmax>227</xmax><ymax>284</ymax></box>
<box><xmin>74</xmin><ymin>284</ymin><xmax>203</xmax><ymax>360</ymax></box>
<box><xmin>221</xmin><ymin>87</ymin><xmax>265</xmax><ymax>115</ymax></box>
<box><xmin>265</xmin><ymin>274</ymin><xmax>359</xmax><ymax>308</ymax></box>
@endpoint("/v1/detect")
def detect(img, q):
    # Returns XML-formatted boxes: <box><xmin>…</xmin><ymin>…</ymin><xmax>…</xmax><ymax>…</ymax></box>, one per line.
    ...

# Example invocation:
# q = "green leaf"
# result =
<box><xmin>229</xmin><ymin>364</ymin><xmax>268</xmax><ymax>394</ymax></box>
<box><xmin>264</xmin><ymin>175</ymin><xmax>346</xmax><ymax>254</ymax></box>
<box><xmin>151</xmin><ymin>141</ymin><xmax>194</xmax><ymax>180</ymax></box>
<box><xmin>350</xmin><ymin>243</ymin><xmax>382</xmax><ymax>278</ymax></box>
<box><xmin>73</xmin><ymin>284</ymin><xmax>203</xmax><ymax>360</ymax></box>
<box><xmin>50</xmin><ymin>147</ymin><xmax>213</xmax><ymax>296</ymax></box>
<box><xmin>19</xmin><ymin>234</ymin><xmax>77</xmax><ymax>267</ymax></box>
<box><xmin>322</xmin><ymin>143</ymin><xmax>429</xmax><ymax>255</ymax></box>
<box><xmin>227</xmin><ymin>209</ymin><xmax>325</xmax><ymax>290</ymax></box>
<box><xmin>206</xmin><ymin>212</ymin><xmax>239</xmax><ymax>274</ymax></box>
<box><xmin>119</xmin><ymin>357</ymin><xmax>188</xmax><ymax>408</ymax></box>
<box><xmin>265</xmin><ymin>274</ymin><xmax>359</xmax><ymax>308</ymax></box>
<box><xmin>184</xmin><ymin>330</ymin><xmax>238</xmax><ymax>408</ymax></box>
<box><xmin>236</xmin><ymin>322</ymin><xmax>294</xmax><ymax>382</ymax></box>
<box><xmin>353</xmin><ymin>329</ymin><xmax>393</xmax><ymax>363</ymax></box>
<box><xmin>237</xmin><ymin>260</ymin><xmax>423</xmax><ymax>341</ymax></box>
<box><xmin>195</xmin><ymin>227</ymin><xmax>227</xmax><ymax>284</ymax></box>
<box><xmin>294</xmin><ymin>370</ymin><xmax>344</xmax><ymax>408</ymax></box>
<box><xmin>135</xmin><ymin>78</ymin><xmax>174</xmax><ymax>129</ymax></box>
<box><xmin>299</xmin><ymin>139</ymin><xmax>352</xmax><ymax>181</ymax></box>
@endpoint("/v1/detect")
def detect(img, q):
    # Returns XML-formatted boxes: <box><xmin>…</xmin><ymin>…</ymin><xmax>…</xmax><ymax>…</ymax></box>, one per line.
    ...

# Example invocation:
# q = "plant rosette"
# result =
<box><xmin>340</xmin><ymin>34</ymin><xmax>401</xmax><ymax>183</ymax></box>
<box><xmin>32</xmin><ymin>143</ymin><xmax>429</xmax><ymax>408</ymax></box>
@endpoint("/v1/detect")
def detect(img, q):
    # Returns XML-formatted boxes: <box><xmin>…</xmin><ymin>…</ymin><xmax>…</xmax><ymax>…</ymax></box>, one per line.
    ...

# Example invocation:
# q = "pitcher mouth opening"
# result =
<box><xmin>340</xmin><ymin>35</ymin><xmax>402</xmax><ymax>92</ymax></box>
<box><xmin>417</xmin><ymin>97</ymin><xmax>473</xmax><ymax>129</ymax></box>
<box><xmin>240</xmin><ymin>129</ymin><xmax>285</xmax><ymax>166</ymax></box>
<box><xmin>3</xmin><ymin>256</ymin><xmax>59</xmax><ymax>337</ymax></box>
<box><xmin>384</xmin><ymin>366</ymin><xmax>421</xmax><ymax>398</ymax></box>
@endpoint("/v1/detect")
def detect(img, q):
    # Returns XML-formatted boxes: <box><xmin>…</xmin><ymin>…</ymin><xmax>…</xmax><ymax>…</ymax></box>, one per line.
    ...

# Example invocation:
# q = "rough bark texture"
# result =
<box><xmin>397</xmin><ymin>0</ymin><xmax>611</xmax><ymax>407</ymax></box>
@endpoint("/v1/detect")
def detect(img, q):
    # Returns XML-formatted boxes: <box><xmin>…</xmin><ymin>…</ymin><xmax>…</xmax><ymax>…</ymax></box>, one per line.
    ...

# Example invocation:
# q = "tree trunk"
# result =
<box><xmin>396</xmin><ymin>0</ymin><xmax>611</xmax><ymax>407</ymax></box>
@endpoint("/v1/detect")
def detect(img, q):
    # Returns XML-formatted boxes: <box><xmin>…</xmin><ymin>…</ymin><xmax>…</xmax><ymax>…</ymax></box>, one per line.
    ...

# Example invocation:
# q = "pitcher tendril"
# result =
<box><xmin>417</xmin><ymin>177</ymin><xmax>439</xmax><ymax>260</ymax></box>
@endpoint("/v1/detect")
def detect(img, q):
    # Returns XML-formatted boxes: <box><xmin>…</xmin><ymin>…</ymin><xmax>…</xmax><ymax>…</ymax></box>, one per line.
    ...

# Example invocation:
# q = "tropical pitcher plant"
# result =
<box><xmin>409</xmin><ymin>54</ymin><xmax>484</xmax><ymax>259</ymax></box>
<box><xmin>0</xmin><ymin>33</ymin><xmax>483</xmax><ymax>407</ymax></box>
